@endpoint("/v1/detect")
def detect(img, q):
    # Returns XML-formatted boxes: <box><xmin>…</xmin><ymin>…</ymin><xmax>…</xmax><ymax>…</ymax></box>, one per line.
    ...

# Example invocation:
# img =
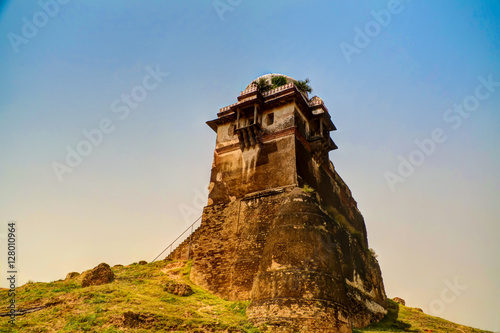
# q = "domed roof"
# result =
<box><xmin>245</xmin><ymin>73</ymin><xmax>296</xmax><ymax>90</ymax></box>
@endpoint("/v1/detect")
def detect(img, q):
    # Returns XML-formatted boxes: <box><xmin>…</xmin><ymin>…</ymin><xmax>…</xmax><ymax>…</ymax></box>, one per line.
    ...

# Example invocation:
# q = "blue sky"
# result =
<box><xmin>1</xmin><ymin>0</ymin><xmax>499</xmax><ymax>331</ymax></box>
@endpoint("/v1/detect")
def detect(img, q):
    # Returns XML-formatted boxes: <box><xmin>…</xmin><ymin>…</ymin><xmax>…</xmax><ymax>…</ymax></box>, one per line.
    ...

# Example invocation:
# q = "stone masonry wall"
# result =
<box><xmin>247</xmin><ymin>188</ymin><xmax>387</xmax><ymax>332</ymax></box>
<box><xmin>168</xmin><ymin>186</ymin><xmax>387</xmax><ymax>331</ymax></box>
<box><xmin>169</xmin><ymin>187</ymin><xmax>293</xmax><ymax>301</ymax></box>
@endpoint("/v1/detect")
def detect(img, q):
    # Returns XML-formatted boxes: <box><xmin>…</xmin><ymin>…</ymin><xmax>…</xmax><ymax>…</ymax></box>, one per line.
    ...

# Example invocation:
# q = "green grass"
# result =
<box><xmin>355</xmin><ymin>300</ymin><xmax>492</xmax><ymax>333</ymax></box>
<box><xmin>0</xmin><ymin>263</ymin><xmax>491</xmax><ymax>333</ymax></box>
<box><xmin>0</xmin><ymin>260</ymin><xmax>261</xmax><ymax>333</ymax></box>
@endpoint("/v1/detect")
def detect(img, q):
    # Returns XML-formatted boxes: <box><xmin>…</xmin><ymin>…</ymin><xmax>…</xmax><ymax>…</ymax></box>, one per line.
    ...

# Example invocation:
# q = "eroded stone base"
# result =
<box><xmin>168</xmin><ymin>186</ymin><xmax>387</xmax><ymax>331</ymax></box>
<box><xmin>249</xmin><ymin>299</ymin><xmax>351</xmax><ymax>333</ymax></box>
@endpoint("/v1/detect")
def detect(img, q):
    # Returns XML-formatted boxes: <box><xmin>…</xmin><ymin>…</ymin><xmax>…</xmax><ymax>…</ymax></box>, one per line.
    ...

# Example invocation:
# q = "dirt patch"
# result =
<box><xmin>121</xmin><ymin>311</ymin><xmax>156</xmax><ymax>328</ymax></box>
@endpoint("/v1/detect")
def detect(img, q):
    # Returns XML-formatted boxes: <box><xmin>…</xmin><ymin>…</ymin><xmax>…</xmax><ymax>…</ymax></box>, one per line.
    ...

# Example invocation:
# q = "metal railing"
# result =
<box><xmin>151</xmin><ymin>215</ymin><xmax>202</xmax><ymax>263</ymax></box>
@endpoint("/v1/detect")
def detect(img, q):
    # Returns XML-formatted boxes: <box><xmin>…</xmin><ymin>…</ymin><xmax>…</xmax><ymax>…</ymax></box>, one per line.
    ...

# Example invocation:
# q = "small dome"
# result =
<box><xmin>245</xmin><ymin>73</ymin><xmax>296</xmax><ymax>90</ymax></box>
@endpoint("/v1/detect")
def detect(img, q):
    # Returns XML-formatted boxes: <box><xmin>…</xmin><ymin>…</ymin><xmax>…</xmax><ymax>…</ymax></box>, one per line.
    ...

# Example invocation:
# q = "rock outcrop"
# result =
<box><xmin>65</xmin><ymin>272</ymin><xmax>80</xmax><ymax>280</ymax></box>
<box><xmin>81</xmin><ymin>263</ymin><xmax>115</xmax><ymax>287</ymax></box>
<box><xmin>164</xmin><ymin>281</ymin><xmax>193</xmax><ymax>296</ymax></box>
<box><xmin>393</xmin><ymin>297</ymin><xmax>406</xmax><ymax>305</ymax></box>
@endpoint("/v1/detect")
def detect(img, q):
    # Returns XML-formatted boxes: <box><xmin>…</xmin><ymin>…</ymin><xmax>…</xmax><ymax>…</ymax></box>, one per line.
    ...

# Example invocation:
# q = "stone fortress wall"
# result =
<box><xmin>168</xmin><ymin>74</ymin><xmax>387</xmax><ymax>332</ymax></box>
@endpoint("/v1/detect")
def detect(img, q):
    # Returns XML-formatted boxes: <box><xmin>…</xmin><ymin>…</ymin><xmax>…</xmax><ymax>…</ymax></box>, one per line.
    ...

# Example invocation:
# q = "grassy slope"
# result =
<box><xmin>0</xmin><ymin>260</ymin><xmax>491</xmax><ymax>333</ymax></box>
<box><xmin>0</xmin><ymin>260</ymin><xmax>260</xmax><ymax>333</ymax></box>
<box><xmin>356</xmin><ymin>300</ymin><xmax>492</xmax><ymax>333</ymax></box>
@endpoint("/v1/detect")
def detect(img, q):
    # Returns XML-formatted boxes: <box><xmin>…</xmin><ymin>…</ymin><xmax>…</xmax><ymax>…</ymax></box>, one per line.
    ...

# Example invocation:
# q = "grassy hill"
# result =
<box><xmin>0</xmin><ymin>260</ymin><xmax>492</xmax><ymax>333</ymax></box>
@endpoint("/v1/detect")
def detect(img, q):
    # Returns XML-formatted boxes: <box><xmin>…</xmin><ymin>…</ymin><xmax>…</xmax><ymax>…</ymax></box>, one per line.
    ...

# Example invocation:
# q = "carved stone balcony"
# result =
<box><xmin>235</xmin><ymin>123</ymin><xmax>263</xmax><ymax>150</ymax></box>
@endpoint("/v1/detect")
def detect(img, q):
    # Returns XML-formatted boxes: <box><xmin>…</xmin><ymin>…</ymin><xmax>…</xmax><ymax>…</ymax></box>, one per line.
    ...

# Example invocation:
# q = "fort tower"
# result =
<box><xmin>168</xmin><ymin>74</ymin><xmax>387</xmax><ymax>332</ymax></box>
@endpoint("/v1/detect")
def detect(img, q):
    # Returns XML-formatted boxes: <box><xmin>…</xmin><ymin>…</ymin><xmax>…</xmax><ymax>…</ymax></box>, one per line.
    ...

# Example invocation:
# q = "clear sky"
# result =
<box><xmin>0</xmin><ymin>0</ymin><xmax>499</xmax><ymax>331</ymax></box>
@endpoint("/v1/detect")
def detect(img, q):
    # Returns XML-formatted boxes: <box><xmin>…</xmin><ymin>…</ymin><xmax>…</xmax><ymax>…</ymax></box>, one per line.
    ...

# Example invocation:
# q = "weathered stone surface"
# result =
<box><xmin>81</xmin><ymin>263</ymin><xmax>114</xmax><ymax>287</ymax></box>
<box><xmin>168</xmin><ymin>74</ymin><xmax>387</xmax><ymax>332</ymax></box>
<box><xmin>164</xmin><ymin>280</ymin><xmax>193</xmax><ymax>296</ymax></box>
<box><xmin>393</xmin><ymin>297</ymin><xmax>406</xmax><ymax>305</ymax></box>
<box><xmin>138</xmin><ymin>260</ymin><xmax>148</xmax><ymax>265</ymax></box>
<box><xmin>65</xmin><ymin>272</ymin><xmax>80</xmax><ymax>280</ymax></box>
<box><xmin>248</xmin><ymin>188</ymin><xmax>386</xmax><ymax>332</ymax></box>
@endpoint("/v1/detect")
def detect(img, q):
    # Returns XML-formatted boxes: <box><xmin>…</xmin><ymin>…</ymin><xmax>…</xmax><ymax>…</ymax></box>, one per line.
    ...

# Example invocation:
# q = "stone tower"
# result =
<box><xmin>168</xmin><ymin>74</ymin><xmax>387</xmax><ymax>332</ymax></box>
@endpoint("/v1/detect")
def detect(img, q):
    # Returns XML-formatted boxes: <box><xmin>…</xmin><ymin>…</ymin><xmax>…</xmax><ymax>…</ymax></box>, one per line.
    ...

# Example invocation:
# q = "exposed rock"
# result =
<box><xmin>0</xmin><ymin>300</ymin><xmax>63</xmax><ymax>317</ymax></box>
<box><xmin>415</xmin><ymin>308</ymin><xmax>423</xmax><ymax>312</ymax></box>
<box><xmin>81</xmin><ymin>263</ymin><xmax>114</xmax><ymax>287</ymax></box>
<box><xmin>138</xmin><ymin>260</ymin><xmax>148</xmax><ymax>265</ymax></box>
<box><xmin>393</xmin><ymin>297</ymin><xmax>406</xmax><ymax>306</ymax></box>
<box><xmin>122</xmin><ymin>311</ymin><xmax>155</xmax><ymax>328</ymax></box>
<box><xmin>164</xmin><ymin>280</ymin><xmax>193</xmax><ymax>296</ymax></box>
<box><xmin>65</xmin><ymin>272</ymin><xmax>80</xmax><ymax>280</ymax></box>
<box><xmin>123</xmin><ymin>311</ymin><xmax>143</xmax><ymax>327</ymax></box>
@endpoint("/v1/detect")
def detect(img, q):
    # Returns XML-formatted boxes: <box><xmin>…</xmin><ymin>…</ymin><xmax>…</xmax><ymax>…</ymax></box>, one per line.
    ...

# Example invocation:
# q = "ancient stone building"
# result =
<box><xmin>168</xmin><ymin>74</ymin><xmax>387</xmax><ymax>332</ymax></box>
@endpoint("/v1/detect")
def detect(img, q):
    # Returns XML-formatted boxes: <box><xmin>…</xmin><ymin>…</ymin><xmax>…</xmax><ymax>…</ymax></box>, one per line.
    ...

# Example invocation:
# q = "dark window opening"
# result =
<box><xmin>266</xmin><ymin>113</ymin><xmax>274</xmax><ymax>126</ymax></box>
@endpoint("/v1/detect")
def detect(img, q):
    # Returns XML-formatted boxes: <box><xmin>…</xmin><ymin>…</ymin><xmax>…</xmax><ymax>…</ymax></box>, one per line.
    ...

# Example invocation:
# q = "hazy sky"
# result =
<box><xmin>0</xmin><ymin>0</ymin><xmax>499</xmax><ymax>331</ymax></box>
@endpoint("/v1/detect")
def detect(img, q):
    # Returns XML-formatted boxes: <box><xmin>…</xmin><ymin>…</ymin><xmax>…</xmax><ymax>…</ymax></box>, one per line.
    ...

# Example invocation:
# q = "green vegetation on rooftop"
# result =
<box><xmin>271</xmin><ymin>75</ymin><xmax>287</xmax><ymax>87</ymax></box>
<box><xmin>252</xmin><ymin>75</ymin><xmax>313</xmax><ymax>93</ymax></box>
<box><xmin>293</xmin><ymin>78</ymin><xmax>312</xmax><ymax>93</ymax></box>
